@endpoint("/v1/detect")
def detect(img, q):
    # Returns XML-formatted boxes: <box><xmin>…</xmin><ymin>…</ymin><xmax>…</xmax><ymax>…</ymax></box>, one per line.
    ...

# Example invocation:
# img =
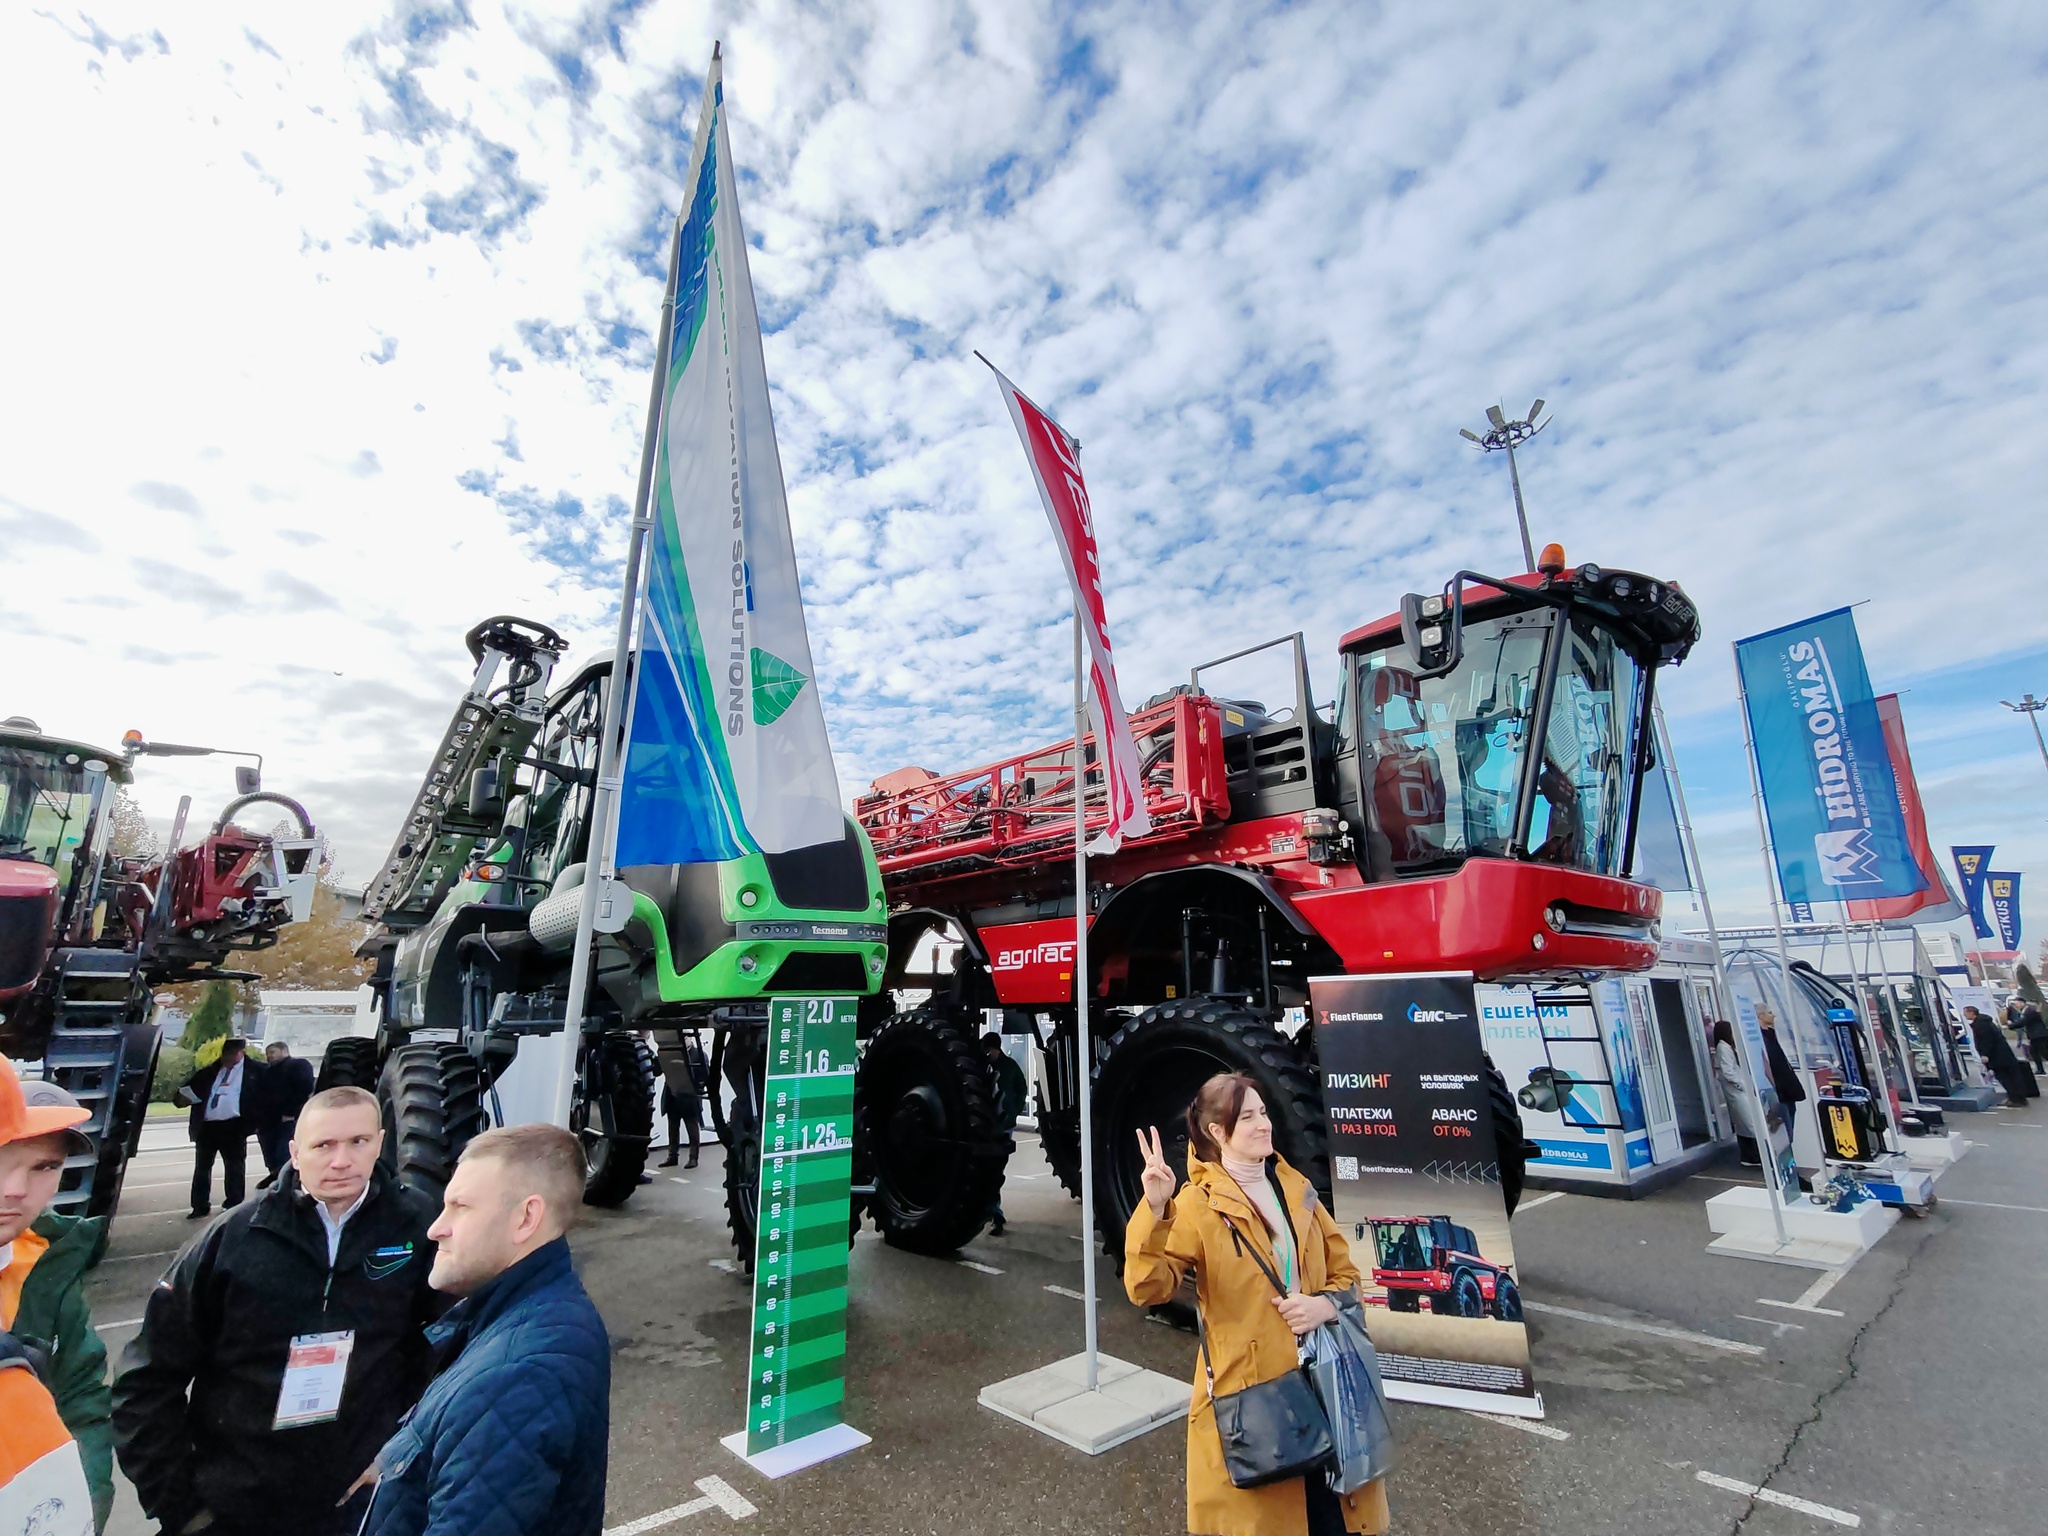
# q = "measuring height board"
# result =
<box><xmin>723</xmin><ymin>996</ymin><xmax>870</xmax><ymax>1477</ymax></box>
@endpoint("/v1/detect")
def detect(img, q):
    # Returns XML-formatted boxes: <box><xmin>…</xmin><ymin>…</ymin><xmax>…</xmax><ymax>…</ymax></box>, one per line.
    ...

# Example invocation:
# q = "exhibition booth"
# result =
<box><xmin>1482</xmin><ymin>936</ymin><xmax>1734</xmax><ymax>1196</ymax></box>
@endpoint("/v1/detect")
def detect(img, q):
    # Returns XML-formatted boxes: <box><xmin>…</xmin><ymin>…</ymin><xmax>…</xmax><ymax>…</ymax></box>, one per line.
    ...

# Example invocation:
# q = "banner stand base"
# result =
<box><xmin>720</xmin><ymin>1423</ymin><xmax>870</xmax><ymax>1480</ymax></box>
<box><xmin>1385</xmin><ymin>1381</ymin><xmax>1545</xmax><ymax>1419</ymax></box>
<box><xmin>979</xmin><ymin>1352</ymin><xmax>1189</xmax><ymax>1454</ymax></box>
<box><xmin>1703</xmin><ymin>1185</ymin><xmax>1896</xmax><ymax>1270</ymax></box>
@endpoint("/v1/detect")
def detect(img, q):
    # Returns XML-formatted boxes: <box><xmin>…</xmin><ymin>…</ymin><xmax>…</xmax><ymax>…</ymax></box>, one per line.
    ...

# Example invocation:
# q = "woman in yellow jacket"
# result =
<box><xmin>1125</xmin><ymin>1073</ymin><xmax>1391</xmax><ymax>1536</ymax></box>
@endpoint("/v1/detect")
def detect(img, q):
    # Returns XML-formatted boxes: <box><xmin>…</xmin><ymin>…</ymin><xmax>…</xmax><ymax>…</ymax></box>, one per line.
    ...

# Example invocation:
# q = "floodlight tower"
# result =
<box><xmin>1460</xmin><ymin>399</ymin><xmax>1550</xmax><ymax>573</ymax></box>
<box><xmin>2001</xmin><ymin>693</ymin><xmax>2048</xmax><ymax>780</ymax></box>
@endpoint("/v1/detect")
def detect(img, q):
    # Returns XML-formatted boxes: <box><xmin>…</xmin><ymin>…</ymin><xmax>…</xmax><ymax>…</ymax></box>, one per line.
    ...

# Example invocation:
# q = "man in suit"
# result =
<box><xmin>184</xmin><ymin>1038</ymin><xmax>265</xmax><ymax>1220</ymax></box>
<box><xmin>253</xmin><ymin>1041</ymin><xmax>317</xmax><ymax>1190</ymax></box>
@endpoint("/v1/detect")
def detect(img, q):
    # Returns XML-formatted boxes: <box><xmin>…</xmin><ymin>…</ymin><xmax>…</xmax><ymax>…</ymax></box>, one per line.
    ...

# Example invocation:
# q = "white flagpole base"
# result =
<box><xmin>719</xmin><ymin>1422</ymin><xmax>870</xmax><ymax>1479</ymax></box>
<box><xmin>1703</xmin><ymin>1185</ymin><xmax>1896</xmax><ymax>1269</ymax></box>
<box><xmin>978</xmin><ymin>1352</ymin><xmax>1187</xmax><ymax>1455</ymax></box>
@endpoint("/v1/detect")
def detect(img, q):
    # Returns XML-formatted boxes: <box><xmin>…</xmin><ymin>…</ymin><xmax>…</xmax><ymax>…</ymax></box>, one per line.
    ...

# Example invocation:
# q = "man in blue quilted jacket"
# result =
<box><xmin>359</xmin><ymin>1124</ymin><xmax>609</xmax><ymax>1536</ymax></box>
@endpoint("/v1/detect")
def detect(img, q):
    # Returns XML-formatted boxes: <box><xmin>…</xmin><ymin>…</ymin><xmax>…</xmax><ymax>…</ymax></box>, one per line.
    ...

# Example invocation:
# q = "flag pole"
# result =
<box><xmin>1073</xmin><ymin>610</ymin><xmax>1099</xmax><ymax>1393</ymax></box>
<box><xmin>549</xmin><ymin>210</ymin><xmax>685</xmax><ymax>1130</ymax></box>
<box><xmin>1729</xmin><ymin>650</ymin><xmax>1799</xmax><ymax>1239</ymax></box>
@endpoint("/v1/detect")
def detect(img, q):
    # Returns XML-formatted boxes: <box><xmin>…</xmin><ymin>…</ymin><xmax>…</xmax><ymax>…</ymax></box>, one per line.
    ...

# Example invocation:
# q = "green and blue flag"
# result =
<box><xmin>617</xmin><ymin>51</ymin><xmax>844</xmax><ymax>866</ymax></box>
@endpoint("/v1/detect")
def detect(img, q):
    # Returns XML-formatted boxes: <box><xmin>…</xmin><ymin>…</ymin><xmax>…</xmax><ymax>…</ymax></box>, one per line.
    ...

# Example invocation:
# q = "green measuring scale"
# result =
<box><xmin>741</xmin><ymin>996</ymin><xmax>862</xmax><ymax>1462</ymax></box>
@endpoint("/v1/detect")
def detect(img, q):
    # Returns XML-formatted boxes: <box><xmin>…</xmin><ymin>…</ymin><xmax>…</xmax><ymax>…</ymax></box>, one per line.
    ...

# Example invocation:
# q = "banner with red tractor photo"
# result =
<box><xmin>1312</xmin><ymin>971</ymin><xmax>1544</xmax><ymax>1417</ymax></box>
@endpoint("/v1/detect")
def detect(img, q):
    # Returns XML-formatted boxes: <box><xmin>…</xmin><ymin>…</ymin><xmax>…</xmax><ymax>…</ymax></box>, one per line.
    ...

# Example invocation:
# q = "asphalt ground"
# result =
<box><xmin>86</xmin><ymin>1103</ymin><xmax>2048</xmax><ymax>1535</ymax></box>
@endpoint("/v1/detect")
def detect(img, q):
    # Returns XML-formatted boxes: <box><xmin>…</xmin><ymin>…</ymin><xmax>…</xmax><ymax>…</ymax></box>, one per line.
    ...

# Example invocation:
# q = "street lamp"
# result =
<box><xmin>2000</xmin><ymin>693</ymin><xmax>2048</xmax><ymax>779</ymax></box>
<box><xmin>1460</xmin><ymin>399</ymin><xmax>1550</xmax><ymax>573</ymax></box>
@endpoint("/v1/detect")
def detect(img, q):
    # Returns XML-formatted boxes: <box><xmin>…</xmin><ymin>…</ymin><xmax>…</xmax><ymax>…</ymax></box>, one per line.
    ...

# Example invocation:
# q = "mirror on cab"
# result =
<box><xmin>1398</xmin><ymin>591</ymin><xmax>1462</xmax><ymax>679</ymax></box>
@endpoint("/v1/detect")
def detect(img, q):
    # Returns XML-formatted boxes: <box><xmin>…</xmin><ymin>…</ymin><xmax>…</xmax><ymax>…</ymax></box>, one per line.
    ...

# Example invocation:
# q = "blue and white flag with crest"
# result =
<box><xmin>1734</xmin><ymin>607</ymin><xmax>1925</xmax><ymax>914</ymax></box>
<box><xmin>615</xmin><ymin>49</ymin><xmax>844</xmax><ymax>865</ymax></box>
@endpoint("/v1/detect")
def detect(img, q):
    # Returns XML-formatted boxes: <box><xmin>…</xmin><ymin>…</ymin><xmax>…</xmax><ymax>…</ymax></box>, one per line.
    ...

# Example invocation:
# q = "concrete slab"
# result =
<box><xmin>980</xmin><ymin>1351</ymin><xmax>1188</xmax><ymax>1455</ymax></box>
<box><xmin>1704</xmin><ymin>1184</ymin><xmax>1898</xmax><ymax>1269</ymax></box>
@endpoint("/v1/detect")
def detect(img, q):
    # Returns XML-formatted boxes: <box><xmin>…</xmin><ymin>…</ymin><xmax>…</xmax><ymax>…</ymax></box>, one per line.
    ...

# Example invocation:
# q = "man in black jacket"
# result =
<box><xmin>252</xmin><ymin>1041</ymin><xmax>316</xmax><ymax>1190</ymax></box>
<box><xmin>182</xmin><ymin>1038</ymin><xmax>265</xmax><ymax>1219</ymax></box>
<box><xmin>114</xmin><ymin>1086</ymin><xmax>441</xmax><ymax>1536</ymax></box>
<box><xmin>1756</xmin><ymin>1007</ymin><xmax>1808</xmax><ymax>1139</ymax></box>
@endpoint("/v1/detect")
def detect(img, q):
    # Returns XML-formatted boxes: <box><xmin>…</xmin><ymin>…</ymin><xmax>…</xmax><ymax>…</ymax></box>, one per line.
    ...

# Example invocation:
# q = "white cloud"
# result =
<box><xmin>3</xmin><ymin>1</ymin><xmax>2045</xmax><ymax>941</ymax></box>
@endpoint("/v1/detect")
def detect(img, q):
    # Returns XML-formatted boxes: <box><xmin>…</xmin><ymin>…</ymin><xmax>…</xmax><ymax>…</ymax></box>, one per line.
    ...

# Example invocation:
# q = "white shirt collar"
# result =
<box><xmin>315</xmin><ymin>1182</ymin><xmax>373</xmax><ymax>1263</ymax></box>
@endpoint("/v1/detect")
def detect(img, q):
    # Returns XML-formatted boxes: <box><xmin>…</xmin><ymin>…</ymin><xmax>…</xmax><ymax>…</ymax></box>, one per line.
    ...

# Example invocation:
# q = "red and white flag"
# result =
<box><xmin>986</xmin><ymin>360</ymin><xmax>1153</xmax><ymax>853</ymax></box>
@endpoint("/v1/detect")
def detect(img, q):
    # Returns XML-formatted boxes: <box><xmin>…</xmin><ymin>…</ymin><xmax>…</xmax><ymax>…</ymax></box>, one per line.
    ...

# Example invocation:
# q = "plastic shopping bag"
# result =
<box><xmin>1300</xmin><ymin>1292</ymin><xmax>1395</xmax><ymax>1495</ymax></box>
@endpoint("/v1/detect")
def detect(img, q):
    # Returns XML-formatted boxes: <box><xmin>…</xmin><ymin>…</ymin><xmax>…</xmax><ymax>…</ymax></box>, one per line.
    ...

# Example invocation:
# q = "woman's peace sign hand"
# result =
<box><xmin>1137</xmin><ymin>1126</ymin><xmax>1176</xmax><ymax>1217</ymax></box>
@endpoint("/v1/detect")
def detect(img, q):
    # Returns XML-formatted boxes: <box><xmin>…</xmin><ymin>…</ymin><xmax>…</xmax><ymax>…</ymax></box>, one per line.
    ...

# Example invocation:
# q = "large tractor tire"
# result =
<box><xmin>1091</xmin><ymin>1001</ymin><xmax>1327</xmax><ymax>1258</ymax></box>
<box><xmin>721</xmin><ymin>1028</ymin><xmax>766</xmax><ymax>1271</ymax></box>
<box><xmin>857</xmin><ymin>1005</ymin><xmax>1008</xmax><ymax>1256</ymax></box>
<box><xmin>576</xmin><ymin>1031</ymin><xmax>656</xmax><ymax>1208</ymax></box>
<box><xmin>318</xmin><ymin>1036</ymin><xmax>382</xmax><ymax>1091</ymax></box>
<box><xmin>380</xmin><ymin>1042</ymin><xmax>485</xmax><ymax>1197</ymax></box>
<box><xmin>1037</xmin><ymin>1101</ymin><xmax>1082</xmax><ymax>1201</ymax></box>
<box><xmin>1483</xmin><ymin>1053</ymin><xmax>1536</xmax><ymax>1217</ymax></box>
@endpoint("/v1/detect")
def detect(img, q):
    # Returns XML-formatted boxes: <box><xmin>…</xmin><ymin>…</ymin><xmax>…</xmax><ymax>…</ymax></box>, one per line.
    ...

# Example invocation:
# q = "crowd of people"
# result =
<box><xmin>0</xmin><ymin>1055</ymin><xmax>611</xmax><ymax>1536</ymax></box>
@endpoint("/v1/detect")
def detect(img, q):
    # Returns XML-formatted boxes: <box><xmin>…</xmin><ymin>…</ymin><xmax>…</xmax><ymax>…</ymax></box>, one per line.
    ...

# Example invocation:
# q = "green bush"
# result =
<box><xmin>180</xmin><ymin>981</ymin><xmax>235</xmax><ymax>1051</ymax></box>
<box><xmin>151</xmin><ymin>1043</ymin><xmax>197</xmax><ymax>1105</ymax></box>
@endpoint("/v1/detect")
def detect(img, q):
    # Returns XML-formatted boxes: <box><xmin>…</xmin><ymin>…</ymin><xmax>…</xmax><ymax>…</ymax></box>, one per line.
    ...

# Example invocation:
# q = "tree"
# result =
<box><xmin>179</xmin><ymin>980</ymin><xmax>235</xmax><ymax>1051</ymax></box>
<box><xmin>2018</xmin><ymin>963</ymin><xmax>2045</xmax><ymax>1006</ymax></box>
<box><xmin>150</xmin><ymin>1044</ymin><xmax>196</xmax><ymax>1104</ymax></box>
<box><xmin>237</xmin><ymin>880</ymin><xmax>373</xmax><ymax>992</ymax></box>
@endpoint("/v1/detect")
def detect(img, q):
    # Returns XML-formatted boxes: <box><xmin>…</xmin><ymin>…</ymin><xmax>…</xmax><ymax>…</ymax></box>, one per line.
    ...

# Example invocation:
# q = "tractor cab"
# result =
<box><xmin>1307</xmin><ymin>549</ymin><xmax>1700</xmax><ymax>979</ymax></box>
<box><xmin>0</xmin><ymin>719</ymin><xmax>126</xmax><ymax>999</ymax></box>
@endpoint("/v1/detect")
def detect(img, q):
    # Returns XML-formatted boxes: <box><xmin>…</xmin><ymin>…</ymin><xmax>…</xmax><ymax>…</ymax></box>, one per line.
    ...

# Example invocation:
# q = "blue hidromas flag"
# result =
<box><xmin>614</xmin><ymin>52</ymin><xmax>844</xmax><ymax>866</ymax></box>
<box><xmin>1733</xmin><ymin>608</ymin><xmax>1926</xmax><ymax>912</ymax></box>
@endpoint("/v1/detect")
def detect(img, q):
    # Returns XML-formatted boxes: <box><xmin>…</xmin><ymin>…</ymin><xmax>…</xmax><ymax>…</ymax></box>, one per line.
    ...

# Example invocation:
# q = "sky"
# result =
<box><xmin>3</xmin><ymin>1</ymin><xmax>2046</xmax><ymax>955</ymax></box>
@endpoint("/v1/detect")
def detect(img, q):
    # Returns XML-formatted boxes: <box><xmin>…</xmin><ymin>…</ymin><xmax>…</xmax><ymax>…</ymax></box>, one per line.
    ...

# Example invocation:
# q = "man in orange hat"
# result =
<box><xmin>1</xmin><ymin>1056</ymin><xmax>113</xmax><ymax>1533</ymax></box>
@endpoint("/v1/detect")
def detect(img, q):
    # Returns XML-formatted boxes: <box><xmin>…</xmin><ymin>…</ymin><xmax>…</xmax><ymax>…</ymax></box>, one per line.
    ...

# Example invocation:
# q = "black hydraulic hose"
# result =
<box><xmin>210</xmin><ymin>792</ymin><xmax>314</xmax><ymax>839</ymax></box>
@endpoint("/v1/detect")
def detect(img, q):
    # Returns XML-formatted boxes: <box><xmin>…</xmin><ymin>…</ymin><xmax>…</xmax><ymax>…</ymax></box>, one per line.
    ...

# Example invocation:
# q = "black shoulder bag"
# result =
<box><xmin>1197</xmin><ymin>1203</ymin><xmax>1334</xmax><ymax>1488</ymax></box>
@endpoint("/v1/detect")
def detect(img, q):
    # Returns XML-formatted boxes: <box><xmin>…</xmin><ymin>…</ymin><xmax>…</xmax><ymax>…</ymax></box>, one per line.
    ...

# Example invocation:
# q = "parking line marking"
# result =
<box><xmin>958</xmin><ymin>1260</ymin><xmax>1005</xmax><ymax>1276</ymax></box>
<box><xmin>669</xmin><ymin>1177</ymin><xmax>692</xmax><ymax>1185</ymax></box>
<box><xmin>1696</xmin><ymin>1469</ymin><xmax>1859</xmax><ymax>1526</ymax></box>
<box><xmin>1734</xmin><ymin>1314</ymin><xmax>1804</xmax><ymax>1338</ymax></box>
<box><xmin>603</xmin><ymin>1475</ymin><xmax>757</xmax><ymax>1533</ymax></box>
<box><xmin>1515</xmin><ymin>1191</ymin><xmax>1566</xmax><ymax>1212</ymax></box>
<box><xmin>98</xmin><ymin>1317</ymin><xmax>145</xmax><ymax>1332</ymax></box>
<box><xmin>1044</xmin><ymin>1285</ymin><xmax>1087</xmax><ymax>1300</ymax></box>
<box><xmin>1796</xmin><ymin>1268</ymin><xmax>1847</xmax><ymax>1308</ymax></box>
<box><xmin>1941</xmin><ymin>1198</ymin><xmax>2048</xmax><ymax>1213</ymax></box>
<box><xmin>95</xmin><ymin>1249</ymin><xmax>176</xmax><ymax>1264</ymax></box>
<box><xmin>1757</xmin><ymin>1298</ymin><xmax>1845</xmax><ymax>1318</ymax></box>
<box><xmin>1467</xmin><ymin>1410</ymin><xmax>1570</xmax><ymax>1440</ymax></box>
<box><xmin>1524</xmin><ymin>1301</ymin><xmax>1766</xmax><ymax>1357</ymax></box>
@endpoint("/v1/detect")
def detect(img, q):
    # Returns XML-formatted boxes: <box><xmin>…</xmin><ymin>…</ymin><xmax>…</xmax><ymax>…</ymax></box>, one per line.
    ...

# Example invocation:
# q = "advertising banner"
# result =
<box><xmin>985</xmin><ymin>360</ymin><xmax>1151</xmax><ymax>853</ymax></box>
<box><xmin>1734</xmin><ymin>609</ymin><xmax>1925</xmax><ymax>916</ymax></box>
<box><xmin>726</xmin><ymin>997</ymin><xmax>866</xmax><ymax>1471</ymax></box>
<box><xmin>1725</xmin><ymin>985</ymin><xmax>1799</xmax><ymax>1192</ymax></box>
<box><xmin>617</xmin><ymin>49</ymin><xmax>845</xmax><ymax>866</ymax></box>
<box><xmin>1987</xmin><ymin>872</ymin><xmax>2023</xmax><ymax>952</ymax></box>
<box><xmin>1479</xmin><ymin>988</ymin><xmax>1623</xmax><ymax>1178</ymax></box>
<box><xmin>1313</xmin><ymin>972</ymin><xmax>1542</xmax><ymax>1417</ymax></box>
<box><xmin>1951</xmin><ymin>845</ymin><xmax>1996</xmax><ymax>940</ymax></box>
<box><xmin>1846</xmin><ymin>696</ymin><xmax>1965</xmax><ymax>926</ymax></box>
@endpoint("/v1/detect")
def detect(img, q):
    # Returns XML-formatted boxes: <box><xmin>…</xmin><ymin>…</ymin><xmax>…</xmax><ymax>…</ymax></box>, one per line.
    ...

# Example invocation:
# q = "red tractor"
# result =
<box><xmin>0</xmin><ymin>716</ymin><xmax>317</xmax><ymax>1217</ymax></box>
<box><xmin>850</xmin><ymin>550</ymin><xmax>1698</xmax><ymax>1256</ymax></box>
<box><xmin>1362</xmin><ymin>1215</ymin><xmax>1522</xmax><ymax>1321</ymax></box>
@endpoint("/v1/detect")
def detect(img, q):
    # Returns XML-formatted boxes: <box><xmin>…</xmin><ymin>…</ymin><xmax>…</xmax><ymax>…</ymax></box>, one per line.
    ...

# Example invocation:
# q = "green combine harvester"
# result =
<box><xmin>334</xmin><ymin>616</ymin><xmax>889</xmax><ymax>1257</ymax></box>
